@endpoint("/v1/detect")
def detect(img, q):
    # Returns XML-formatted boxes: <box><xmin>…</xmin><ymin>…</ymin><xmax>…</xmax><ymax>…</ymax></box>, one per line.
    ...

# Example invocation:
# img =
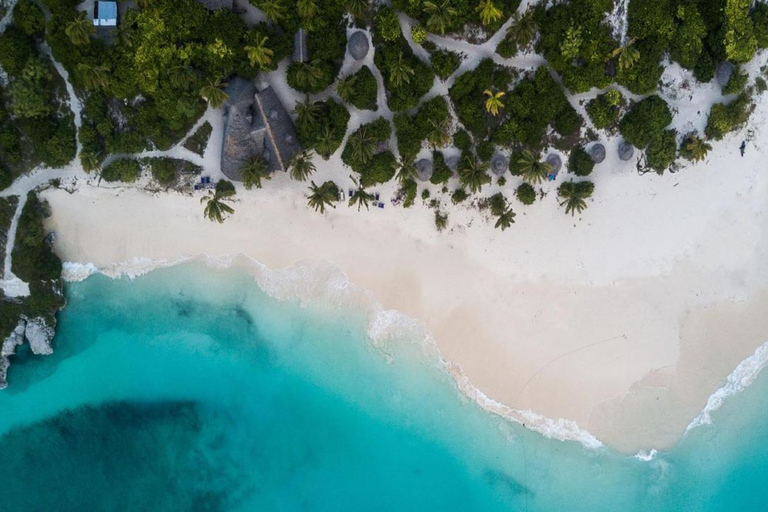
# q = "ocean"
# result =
<box><xmin>1</xmin><ymin>261</ymin><xmax>767</xmax><ymax>511</ymax></box>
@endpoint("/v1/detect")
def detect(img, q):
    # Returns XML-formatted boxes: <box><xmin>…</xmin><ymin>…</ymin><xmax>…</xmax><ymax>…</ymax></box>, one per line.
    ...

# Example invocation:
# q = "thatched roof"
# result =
<box><xmin>546</xmin><ymin>154</ymin><xmax>562</xmax><ymax>175</ymax></box>
<box><xmin>294</xmin><ymin>28</ymin><xmax>309</xmax><ymax>63</ymax></box>
<box><xmin>491</xmin><ymin>154</ymin><xmax>508</xmax><ymax>176</ymax></box>
<box><xmin>196</xmin><ymin>0</ymin><xmax>233</xmax><ymax>10</ymax></box>
<box><xmin>348</xmin><ymin>31</ymin><xmax>370</xmax><ymax>61</ymax></box>
<box><xmin>220</xmin><ymin>80</ymin><xmax>301</xmax><ymax>180</ymax></box>
<box><xmin>415</xmin><ymin>159</ymin><xmax>433</xmax><ymax>182</ymax></box>
<box><xmin>716</xmin><ymin>62</ymin><xmax>734</xmax><ymax>87</ymax></box>
<box><xmin>618</xmin><ymin>140</ymin><xmax>634</xmax><ymax>161</ymax></box>
<box><xmin>589</xmin><ymin>143</ymin><xmax>606</xmax><ymax>163</ymax></box>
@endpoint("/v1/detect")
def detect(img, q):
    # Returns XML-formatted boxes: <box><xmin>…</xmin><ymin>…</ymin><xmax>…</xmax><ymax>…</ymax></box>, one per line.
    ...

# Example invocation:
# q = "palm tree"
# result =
<box><xmin>389</xmin><ymin>53</ymin><xmax>415</xmax><ymax>88</ymax></box>
<box><xmin>506</xmin><ymin>9</ymin><xmax>537</xmax><ymax>49</ymax></box>
<box><xmin>257</xmin><ymin>0</ymin><xmax>287</xmax><ymax>23</ymax></box>
<box><xmin>335</xmin><ymin>74</ymin><xmax>358</xmax><ymax>102</ymax></box>
<box><xmin>200</xmin><ymin>79</ymin><xmax>229</xmax><ymax>109</ymax></box>
<box><xmin>424</xmin><ymin>0</ymin><xmax>457</xmax><ymax>35</ymax></box>
<box><xmin>348</xmin><ymin>127</ymin><xmax>378</xmax><ymax>165</ymax></box>
<box><xmin>307</xmin><ymin>181</ymin><xmax>339</xmax><ymax>213</ymax></box>
<box><xmin>396</xmin><ymin>160</ymin><xmax>419</xmax><ymax>184</ymax></box>
<box><xmin>477</xmin><ymin>0</ymin><xmax>503</xmax><ymax>27</ymax></box>
<box><xmin>459</xmin><ymin>156</ymin><xmax>491</xmax><ymax>193</ymax></box>
<box><xmin>558</xmin><ymin>180</ymin><xmax>594</xmax><ymax>216</ymax></box>
<box><xmin>245</xmin><ymin>36</ymin><xmax>274</xmax><ymax>69</ymax></box>
<box><xmin>348</xmin><ymin>178</ymin><xmax>375</xmax><ymax>210</ymax></box>
<box><xmin>484</xmin><ymin>89</ymin><xmax>505</xmax><ymax>116</ymax></box>
<box><xmin>345</xmin><ymin>0</ymin><xmax>368</xmax><ymax>18</ymax></box>
<box><xmin>289</xmin><ymin>150</ymin><xmax>316</xmax><ymax>181</ymax></box>
<box><xmin>685</xmin><ymin>135</ymin><xmax>712</xmax><ymax>161</ymax></box>
<box><xmin>315</xmin><ymin>126</ymin><xmax>338</xmax><ymax>158</ymax></box>
<box><xmin>297</xmin><ymin>0</ymin><xmax>318</xmax><ymax>19</ymax></box>
<box><xmin>77</xmin><ymin>63</ymin><xmax>110</xmax><ymax>91</ymax></box>
<box><xmin>293</xmin><ymin>97</ymin><xmax>322</xmax><ymax>132</ymax></box>
<box><xmin>427</xmin><ymin>117</ymin><xmax>452</xmax><ymax>148</ymax></box>
<box><xmin>495</xmin><ymin>207</ymin><xmax>516</xmax><ymax>230</ymax></box>
<box><xmin>80</xmin><ymin>151</ymin><xmax>100</xmax><ymax>173</ymax></box>
<box><xmin>517</xmin><ymin>150</ymin><xmax>551</xmax><ymax>184</ymax></box>
<box><xmin>201</xmin><ymin>182</ymin><xmax>236</xmax><ymax>223</ymax></box>
<box><xmin>66</xmin><ymin>11</ymin><xmax>95</xmax><ymax>46</ymax></box>
<box><xmin>610</xmin><ymin>38</ymin><xmax>640</xmax><ymax>71</ymax></box>
<box><xmin>293</xmin><ymin>60</ymin><xmax>324</xmax><ymax>90</ymax></box>
<box><xmin>168</xmin><ymin>65</ymin><xmax>196</xmax><ymax>89</ymax></box>
<box><xmin>239</xmin><ymin>156</ymin><xmax>271</xmax><ymax>190</ymax></box>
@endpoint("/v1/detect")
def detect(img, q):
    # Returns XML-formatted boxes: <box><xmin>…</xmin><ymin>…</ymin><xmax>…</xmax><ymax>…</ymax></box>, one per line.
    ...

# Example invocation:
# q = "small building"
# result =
<box><xmin>221</xmin><ymin>78</ymin><xmax>302</xmax><ymax>180</ymax></box>
<box><xmin>348</xmin><ymin>31</ymin><xmax>370</xmax><ymax>61</ymax></box>
<box><xmin>491</xmin><ymin>154</ymin><xmax>508</xmax><ymax>176</ymax></box>
<box><xmin>415</xmin><ymin>159</ymin><xmax>433</xmax><ymax>182</ymax></box>
<box><xmin>589</xmin><ymin>143</ymin><xmax>606</xmax><ymax>164</ymax></box>
<box><xmin>294</xmin><ymin>28</ymin><xmax>309</xmax><ymax>63</ymax></box>
<box><xmin>618</xmin><ymin>140</ymin><xmax>635</xmax><ymax>161</ymax></box>
<box><xmin>546</xmin><ymin>153</ymin><xmax>562</xmax><ymax>181</ymax></box>
<box><xmin>93</xmin><ymin>1</ymin><xmax>118</xmax><ymax>27</ymax></box>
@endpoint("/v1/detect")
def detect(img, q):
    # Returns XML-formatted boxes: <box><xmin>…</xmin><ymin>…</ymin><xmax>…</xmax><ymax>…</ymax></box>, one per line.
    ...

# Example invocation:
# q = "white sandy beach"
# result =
<box><xmin>38</xmin><ymin>86</ymin><xmax>768</xmax><ymax>453</ymax></box>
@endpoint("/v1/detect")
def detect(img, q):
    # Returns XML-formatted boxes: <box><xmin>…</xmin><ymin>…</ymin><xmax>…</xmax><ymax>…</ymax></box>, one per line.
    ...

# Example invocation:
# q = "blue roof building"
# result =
<box><xmin>94</xmin><ymin>1</ymin><xmax>118</xmax><ymax>27</ymax></box>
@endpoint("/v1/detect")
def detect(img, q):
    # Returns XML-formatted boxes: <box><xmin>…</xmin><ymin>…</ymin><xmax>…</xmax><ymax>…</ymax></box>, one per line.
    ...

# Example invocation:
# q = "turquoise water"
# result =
<box><xmin>2</xmin><ymin>263</ymin><xmax>768</xmax><ymax>510</ymax></box>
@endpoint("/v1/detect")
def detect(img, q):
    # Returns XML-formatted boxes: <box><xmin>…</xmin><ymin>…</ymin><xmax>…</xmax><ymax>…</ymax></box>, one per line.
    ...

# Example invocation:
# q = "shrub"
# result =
<box><xmin>0</xmin><ymin>165</ymin><xmax>11</xmax><ymax>191</ymax></box>
<box><xmin>619</xmin><ymin>96</ymin><xmax>673</xmax><ymax>148</ymax></box>
<box><xmin>430</xmin><ymin>151</ymin><xmax>453</xmax><ymax>185</ymax></box>
<box><xmin>453</xmin><ymin>129</ymin><xmax>472</xmax><ymax>153</ymax></box>
<box><xmin>568</xmin><ymin>147</ymin><xmax>595</xmax><ymax>176</ymax></box>
<box><xmin>360</xmin><ymin>151</ymin><xmax>398</xmax><ymax>187</ymax></box>
<box><xmin>145</xmin><ymin>158</ymin><xmax>178</xmax><ymax>186</ymax></box>
<box><xmin>287</xmin><ymin>60</ymin><xmax>336</xmax><ymax>94</ymax></box>
<box><xmin>101</xmin><ymin>159</ymin><xmax>141</xmax><ymax>182</ymax></box>
<box><xmin>724</xmin><ymin>0</ymin><xmax>757</xmax><ymax>63</ymax></box>
<box><xmin>347</xmin><ymin>65</ymin><xmax>379</xmax><ymax>111</ymax></box>
<box><xmin>451</xmin><ymin>188</ymin><xmax>469</xmax><ymax>204</ymax></box>
<box><xmin>431</xmin><ymin>49</ymin><xmax>461</xmax><ymax>80</ymax></box>
<box><xmin>755</xmin><ymin>2</ymin><xmax>768</xmax><ymax>48</ymax></box>
<box><xmin>723</xmin><ymin>69</ymin><xmax>749</xmax><ymax>95</ymax></box>
<box><xmin>13</xmin><ymin>0</ymin><xmax>46</xmax><ymax>37</ymax></box>
<box><xmin>705</xmin><ymin>93</ymin><xmax>753</xmax><ymax>140</ymax></box>
<box><xmin>376</xmin><ymin>6</ymin><xmax>402</xmax><ymax>42</ymax></box>
<box><xmin>516</xmin><ymin>183</ymin><xmax>536</xmax><ymax>205</ymax></box>
<box><xmin>586</xmin><ymin>91</ymin><xmax>622</xmax><ymax>130</ymax></box>
<box><xmin>435</xmin><ymin>210</ymin><xmax>448</xmax><ymax>231</ymax></box>
<box><xmin>411</xmin><ymin>25</ymin><xmax>427</xmax><ymax>45</ymax></box>
<box><xmin>645</xmin><ymin>129</ymin><xmax>677</xmax><ymax>172</ymax></box>
<box><xmin>183</xmin><ymin>122</ymin><xmax>212</xmax><ymax>156</ymax></box>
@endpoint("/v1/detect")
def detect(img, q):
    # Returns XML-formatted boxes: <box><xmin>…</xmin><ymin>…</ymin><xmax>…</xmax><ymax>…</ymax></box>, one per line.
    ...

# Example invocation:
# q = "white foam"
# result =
<box><xmin>61</xmin><ymin>262</ymin><xmax>99</xmax><ymax>282</ymax></box>
<box><xmin>686</xmin><ymin>340</ymin><xmax>768</xmax><ymax>432</ymax></box>
<box><xmin>634</xmin><ymin>449</ymin><xmax>658</xmax><ymax>462</ymax></box>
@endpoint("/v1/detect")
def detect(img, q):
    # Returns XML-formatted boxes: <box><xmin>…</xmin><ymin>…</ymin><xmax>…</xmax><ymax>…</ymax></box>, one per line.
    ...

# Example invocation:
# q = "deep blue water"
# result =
<box><xmin>2</xmin><ymin>263</ymin><xmax>768</xmax><ymax>511</ymax></box>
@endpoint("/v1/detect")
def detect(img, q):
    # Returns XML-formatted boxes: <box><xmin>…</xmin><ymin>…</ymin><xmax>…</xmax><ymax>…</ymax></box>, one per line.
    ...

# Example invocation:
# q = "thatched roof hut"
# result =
<box><xmin>491</xmin><ymin>154</ymin><xmax>508</xmax><ymax>176</ymax></box>
<box><xmin>716</xmin><ymin>62</ymin><xmax>734</xmax><ymax>88</ymax></box>
<box><xmin>415</xmin><ymin>159</ymin><xmax>433</xmax><ymax>182</ymax></box>
<box><xmin>348</xmin><ymin>31</ymin><xmax>370</xmax><ymax>61</ymax></box>
<box><xmin>589</xmin><ymin>143</ymin><xmax>606</xmax><ymax>163</ymax></box>
<box><xmin>546</xmin><ymin>153</ymin><xmax>562</xmax><ymax>175</ymax></box>
<box><xmin>618</xmin><ymin>140</ymin><xmax>634</xmax><ymax>161</ymax></box>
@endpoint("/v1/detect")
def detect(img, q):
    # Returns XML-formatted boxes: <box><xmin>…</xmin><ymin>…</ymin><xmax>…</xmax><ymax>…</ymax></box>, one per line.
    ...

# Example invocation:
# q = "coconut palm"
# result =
<box><xmin>345</xmin><ymin>0</ymin><xmax>368</xmax><ymax>18</ymax></box>
<box><xmin>315</xmin><ymin>126</ymin><xmax>338</xmax><ymax>157</ymax></box>
<box><xmin>558</xmin><ymin>180</ymin><xmax>593</xmax><ymax>216</ymax></box>
<box><xmin>484</xmin><ymin>89</ymin><xmax>505</xmax><ymax>116</ymax></box>
<box><xmin>427</xmin><ymin>117</ymin><xmax>452</xmax><ymax>148</ymax></box>
<box><xmin>389</xmin><ymin>53</ymin><xmax>415</xmax><ymax>88</ymax></box>
<box><xmin>199</xmin><ymin>79</ymin><xmax>229</xmax><ymax>109</ymax></box>
<box><xmin>201</xmin><ymin>182</ymin><xmax>236</xmax><ymax>223</ymax></box>
<box><xmin>459</xmin><ymin>156</ymin><xmax>491</xmax><ymax>193</ymax></box>
<box><xmin>307</xmin><ymin>181</ymin><xmax>339</xmax><ymax>213</ymax></box>
<box><xmin>517</xmin><ymin>150</ymin><xmax>551</xmax><ymax>184</ymax></box>
<box><xmin>476</xmin><ymin>0</ymin><xmax>503</xmax><ymax>27</ymax></box>
<box><xmin>348</xmin><ymin>178</ymin><xmax>375</xmax><ymax>211</ymax></box>
<box><xmin>168</xmin><ymin>65</ymin><xmax>196</xmax><ymax>89</ymax></box>
<box><xmin>424</xmin><ymin>0</ymin><xmax>457</xmax><ymax>35</ymax></box>
<box><xmin>495</xmin><ymin>206</ymin><xmax>516</xmax><ymax>230</ymax></box>
<box><xmin>77</xmin><ymin>63</ymin><xmax>110</xmax><ymax>91</ymax></box>
<box><xmin>348</xmin><ymin>127</ymin><xmax>378</xmax><ymax>165</ymax></box>
<box><xmin>239</xmin><ymin>156</ymin><xmax>271</xmax><ymax>190</ymax></box>
<box><xmin>293</xmin><ymin>97</ymin><xmax>322</xmax><ymax>131</ymax></box>
<box><xmin>297</xmin><ymin>0</ymin><xmax>318</xmax><ymax>19</ymax></box>
<box><xmin>80</xmin><ymin>151</ymin><xmax>101</xmax><ymax>173</ymax></box>
<box><xmin>293</xmin><ymin>60</ymin><xmax>325</xmax><ymax>90</ymax></box>
<box><xmin>289</xmin><ymin>150</ymin><xmax>316</xmax><ymax>181</ymax></box>
<box><xmin>66</xmin><ymin>11</ymin><xmax>95</xmax><ymax>46</ymax></box>
<box><xmin>335</xmin><ymin>74</ymin><xmax>358</xmax><ymax>103</ymax></box>
<box><xmin>396</xmin><ymin>160</ymin><xmax>419</xmax><ymax>184</ymax></box>
<box><xmin>245</xmin><ymin>36</ymin><xmax>274</xmax><ymax>69</ymax></box>
<box><xmin>685</xmin><ymin>135</ymin><xmax>712</xmax><ymax>162</ymax></box>
<box><xmin>506</xmin><ymin>9</ymin><xmax>537</xmax><ymax>48</ymax></box>
<box><xmin>257</xmin><ymin>0</ymin><xmax>287</xmax><ymax>23</ymax></box>
<box><xmin>610</xmin><ymin>38</ymin><xmax>640</xmax><ymax>71</ymax></box>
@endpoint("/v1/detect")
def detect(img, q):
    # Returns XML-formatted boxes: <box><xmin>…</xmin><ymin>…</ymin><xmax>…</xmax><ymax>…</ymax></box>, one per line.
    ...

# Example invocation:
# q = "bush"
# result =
<box><xmin>516</xmin><ymin>183</ymin><xmax>536</xmax><ymax>205</ymax></box>
<box><xmin>183</xmin><ymin>122</ymin><xmax>212</xmax><ymax>156</ymax></box>
<box><xmin>145</xmin><ymin>158</ymin><xmax>178</xmax><ymax>186</ymax></box>
<box><xmin>568</xmin><ymin>147</ymin><xmax>595</xmax><ymax>176</ymax></box>
<box><xmin>287</xmin><ymin>60</ymin><xmax>336</xmax><ymax>94</ymax></box>
<box><xmin>360</xmin><ymin>151</ymin><xmax>398</xmax><ymax>187</ymax></box>
<box><xmin>376</xmin><ymin>6</ymin><xmax>402</xmax><ymax>42</ymax></box>
<box><xmin>619</xmin><ymin>96</ymin><xmax>673</xmax><ymax>148</ymax></box>
<box><xmin>13</xmin><ymin>0</ymin><xmax>46</xmax><ymax>37</ymax></box>
<box><xmin>411</xmin><ymin>25</ymin><xmax>427</xmax><ymax>45</ymax></box>
<box><xmin>347</xmin><ymin>65</ymin><xmax>378</xmax><ymax>111</ymax></box>
<box><xmin>431</xmin><ymin>49</ymin><xmax>461</xmax><ymax>80</ymax></box>
<box><xmin>723</xmin><ymin>69</ymin><xmax>748</xmax><ymax>95</ymax></box>
<box><xmin>724</xmin><ymin>0</ymin><xmax>757</xmax><ymax>63</ymax></box>
<box><xmin>586</xmin><ymin>91</ymin><xmax>622</xmax><ymax>130</ymax></box>
<box><xmin>430</xmin><ymin>151</ymin><xmax>453</xmax><ymax>184</ymax></box>
<box><xmin>755</xmin><ymin>2</ymin><xmax>768</xmax><ymax>48</ymax></box>
<box><xmin>705</xmin><ymin>93</ymin><xmax>753</xmax><ymax>140</ymax></box>
<box><xmin>645</xmin><ymin>129</ymin><xmax>677</xmax><ymax>172</ymax></box>
<box><xmin>101</xmin><ymin>159</ymin><xmax>141</xmax><ymax>182</ymax></box>
<box><xmin>0</xmin><ymin>165</ymin><xmax>11</xmax><ymax>190</ymax></box>
<box><xmin>453</xmin><ymin>129</ymin><xmax>472</xmax><ymax>152</ymax></box>
<box><xmin>451</xmin><ymin>188</ymin><xmax>469</xmax><ymax>204</ymax></box>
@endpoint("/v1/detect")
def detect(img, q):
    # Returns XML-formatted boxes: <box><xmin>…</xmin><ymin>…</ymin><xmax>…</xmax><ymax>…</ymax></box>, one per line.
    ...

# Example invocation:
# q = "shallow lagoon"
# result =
<box><xmin>1</xmin><ymin>263</ymin><xmax>767</xmax><ymax>511</ymax></box>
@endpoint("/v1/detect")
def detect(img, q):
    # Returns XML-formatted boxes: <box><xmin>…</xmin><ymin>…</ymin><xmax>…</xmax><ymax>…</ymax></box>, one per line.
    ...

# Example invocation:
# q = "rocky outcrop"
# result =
<box><xmin>0</xmin><ymin>317</ymin><xmax>56</xmax><ymax>389</ymax></box>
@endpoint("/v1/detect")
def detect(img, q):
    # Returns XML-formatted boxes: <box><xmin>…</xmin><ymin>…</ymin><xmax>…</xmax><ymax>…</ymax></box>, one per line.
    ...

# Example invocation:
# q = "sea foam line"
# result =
<box><xmin>61</xmin><ymin>254</ymin><xmax>606</xmax><ymax>451</ymax></box>
<box><xmin>685</xmin><ymin>340</ymin><xmax>768</xmax><ymax>432</ymax></box>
